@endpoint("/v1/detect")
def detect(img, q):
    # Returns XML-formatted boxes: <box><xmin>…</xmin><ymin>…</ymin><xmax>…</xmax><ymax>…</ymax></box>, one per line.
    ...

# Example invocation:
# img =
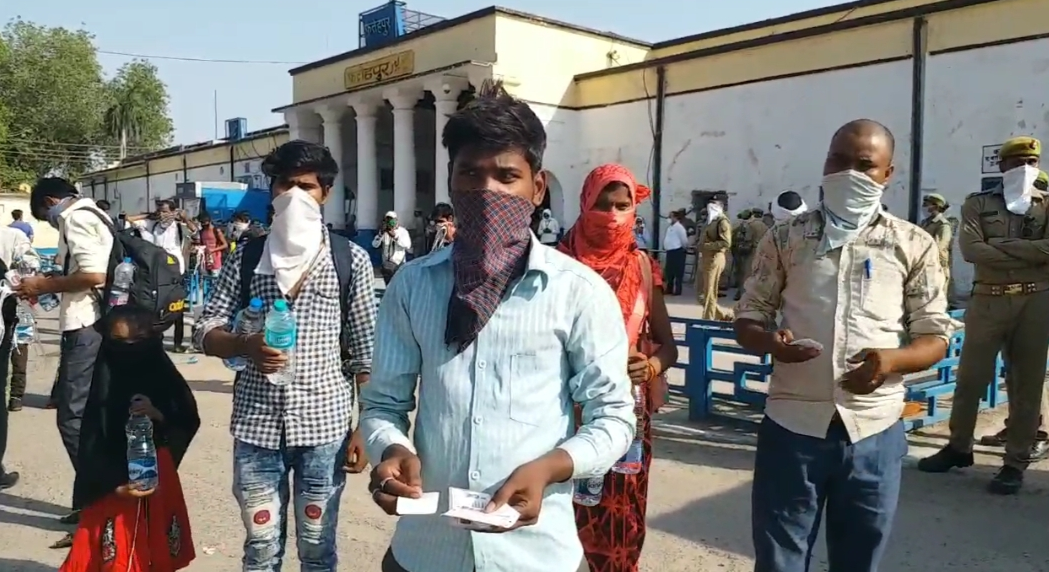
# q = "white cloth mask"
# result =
<box><xmin>706</xmin><ymin>203</ymin><xmax>724</xmax><ymax>221</ymax></box>
<box><xmin>255</xmin><ymin>187</ymin><xmax>324</xmax><ymax>295</ymax></box>
<box><xmin>772</xmin><ymin>196</ymin><xmax>808</xmax><ymax>222</ymax></box>
<box><xmin>1001</xmin><ymin>164</ymin><xmax>1039</xmax><ymax>215</ymax></box>
<box><xmin>818</xmin><ymin>170</ymin><xmax>885</xmax><ymax>254</ymax></box>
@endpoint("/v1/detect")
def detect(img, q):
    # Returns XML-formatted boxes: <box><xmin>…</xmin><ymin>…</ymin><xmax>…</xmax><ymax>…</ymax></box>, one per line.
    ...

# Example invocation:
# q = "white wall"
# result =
<box><xmin>530</xmin><ymin>102</ymin><xmax>581</xmax><ymax>224</ymax></box>
<box><xmin>655</xmin><ymin>60</ymin><xmax>914</xmax><ymax>219</ymax></box>
<box><xmin>0</xmin><ymin>194</ymin><xmax>59</xmax><ymax>249</ymax></box>
<box><xmin>921</xmin><ymin>37</ymin><xmax>1049</xmax><ymax>298</ymax></box>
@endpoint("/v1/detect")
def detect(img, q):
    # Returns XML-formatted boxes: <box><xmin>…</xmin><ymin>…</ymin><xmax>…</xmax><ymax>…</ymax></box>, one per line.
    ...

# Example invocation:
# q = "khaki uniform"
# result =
<box><xmin>696</xmin><ymin>216</ymin><xmax>733</xmax><ymax>320</ymax></box>
<box><xmin>919</xmin><ymin>212</ymin><xmax>953</xmax><ymax>291</ymax></box>
<box><xmin>949</xmin><ymin>189</ymin><xmax>1049</xmax><ymax>469</ymax></box>
<box><xmin>733</xmin><ymin>218</ymin><xmax>768</xmax><ymax>299</ymax></box>
<box><xmin>730</xmin><ymin>221</ymin><xmax>748</xmax><ymax>289</ymax></box>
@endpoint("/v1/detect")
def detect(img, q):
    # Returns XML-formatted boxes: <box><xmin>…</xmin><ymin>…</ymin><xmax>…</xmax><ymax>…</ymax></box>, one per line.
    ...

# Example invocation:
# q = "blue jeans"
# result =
<box><xmin>233</xmin><ymin>435</ymin><xmax>349</xmax><ymax>572</ymax></box>
<box><xmin>751</xmin><ymin>416</ymin><xmax>906</xmax><ymax>572</ymax></box>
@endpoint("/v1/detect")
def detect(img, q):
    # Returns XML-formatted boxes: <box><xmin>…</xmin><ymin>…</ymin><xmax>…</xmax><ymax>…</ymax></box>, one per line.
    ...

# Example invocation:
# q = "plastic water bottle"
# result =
<box><xmin>264</xmin><ymin>299</ymin><xmax>297</xmax><ymax>386</ymax></box>
<box><xmin>224</xmin><ymin>297</ymin><xmax>265</xmax><ymax>371</ymax></box>
<box><xmin>573</xmin><ymin>476</ymin><xmax>605</xmax><ymax>507</ymax></box>
<box><xmin>125</xmin><ymin>414</ymin><xmax>159</xmax><ymax>491</ymax></box>
<box><xmin>5</xmin><ymin>264</ymin><xmax>59</xmax><ymax>312</ymax></box>
<box><xmin>109</xmin><ymin>257</ymin><xmax>135</xmax><ymax>308</ymax></box>
<box><xmin>612</xmin><ymin>385</ymin><xmax>646</xmax><ymax>474</ymax></box>
<box><xmin>13</xmin><ymin>302</ymin><xmax>36</xmax><ymax>345</ymax></box>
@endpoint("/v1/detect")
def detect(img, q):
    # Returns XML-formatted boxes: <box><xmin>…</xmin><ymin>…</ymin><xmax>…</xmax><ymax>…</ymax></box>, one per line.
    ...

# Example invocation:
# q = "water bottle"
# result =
<box><xmin>125</xmin><ymin>414</ymin><xmax>159</xmax><ymax>491</ymax></box>
<box><xmin>109</xmin><ymin>257</ymin><xmax>135</xmax><ymax>308</ymax></box>
<box><xmin>263</xmin><ymin>299</ymin><xmax>297</xmax><ymax>386</ymax></box>
<box><xmin>612</xmin><ymin>384</ymin><xmax>646</xmax><ymax>475</ymax></box>
<box><xmin>13</xmin><ymin>302</ymin><xmax>36</xmax><ymax>345</ymax></box>
<box><xmin>573</xmin><ymin>476</ymin><xmax>605</xmax><ymax>507</ymax></box>
<box><xmin>11</xmin><ymin>257</ymin><xmax>59</xmax><ymax>312</ymax></box>
<box><xmin>224</xmin><ymin>297</ymin><xmax>265</xmax><ymax>371</ymax></box>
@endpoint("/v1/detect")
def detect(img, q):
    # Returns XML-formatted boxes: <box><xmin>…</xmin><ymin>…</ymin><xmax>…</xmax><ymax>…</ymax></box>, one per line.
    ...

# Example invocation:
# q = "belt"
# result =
<box><xmin>971</xmin><ymin>281</ymin><xmax>1049</xmax><ymax>296</ymax></box>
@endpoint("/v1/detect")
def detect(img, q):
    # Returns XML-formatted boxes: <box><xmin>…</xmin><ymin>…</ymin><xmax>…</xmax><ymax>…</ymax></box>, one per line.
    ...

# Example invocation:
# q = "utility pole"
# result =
<box><xmin>214</xmin><ymin>90</ymin><xmax>219</xmax><ymax>139</ymax></box>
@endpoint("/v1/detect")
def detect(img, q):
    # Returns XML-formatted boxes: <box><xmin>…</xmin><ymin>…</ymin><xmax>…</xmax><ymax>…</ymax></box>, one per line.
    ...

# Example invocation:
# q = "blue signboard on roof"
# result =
<box><xmin>360</xmin><ymin>2</ymin><xmax>407</xmax><ymax>48</ymax></box>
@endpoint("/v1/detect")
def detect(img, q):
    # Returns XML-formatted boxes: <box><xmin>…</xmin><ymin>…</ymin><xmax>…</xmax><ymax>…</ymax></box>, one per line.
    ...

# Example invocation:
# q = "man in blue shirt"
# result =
<box><xmin>360</xmin><ymin>82</ymin><xmax>636</xmax><ymax>572</ymax></box>
<box><xmin>8</xmin><ymin>210</ymin><xmax>33</xmax><ymax>243</ymax></box>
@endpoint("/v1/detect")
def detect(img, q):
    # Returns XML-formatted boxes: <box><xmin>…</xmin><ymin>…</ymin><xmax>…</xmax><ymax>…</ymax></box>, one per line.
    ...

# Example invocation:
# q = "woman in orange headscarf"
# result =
<box><xmin>559</xmin><ymin>164</ymin><xmax>678</xmax><ymax>572</ymax></box>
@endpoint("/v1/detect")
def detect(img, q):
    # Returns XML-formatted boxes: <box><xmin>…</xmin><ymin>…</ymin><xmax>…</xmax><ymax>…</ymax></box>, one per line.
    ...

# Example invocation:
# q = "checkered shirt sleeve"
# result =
<box><xmin>342</xmin><ymin>241</ymin><xmax>377</xmax><ymax>375</ymax></box>
<box><xmin>192</xmin><ymin>237</ymin><xmax>359</xmax><ymax>449</ymax></box>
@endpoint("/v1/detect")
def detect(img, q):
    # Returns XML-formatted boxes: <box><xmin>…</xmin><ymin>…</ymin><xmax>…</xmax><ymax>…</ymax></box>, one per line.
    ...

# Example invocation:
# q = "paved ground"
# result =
<box><xmin>2</xmin><ymin>290</ymin><xmax>1049</xmax><ymax>571</ymax></box>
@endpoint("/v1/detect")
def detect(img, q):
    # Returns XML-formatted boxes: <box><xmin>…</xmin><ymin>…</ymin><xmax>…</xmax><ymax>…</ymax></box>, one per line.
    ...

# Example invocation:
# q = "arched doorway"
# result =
<box><xmin>532</xmin><ymin>170</ymin><xmax>565</xmax><ymax>233</ymax></box>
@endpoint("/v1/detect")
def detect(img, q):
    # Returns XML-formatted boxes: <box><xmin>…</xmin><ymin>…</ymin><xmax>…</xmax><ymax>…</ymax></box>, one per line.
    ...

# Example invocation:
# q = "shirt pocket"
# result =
<box><xmin>859</xmin><ymin>258</ymin><xmax>905</xmax><ymax>321</ymax></box>
<box><xmin>507</xmin><ymin>353</ymin><xmax>560</xmax><ymax>426</ymax></box>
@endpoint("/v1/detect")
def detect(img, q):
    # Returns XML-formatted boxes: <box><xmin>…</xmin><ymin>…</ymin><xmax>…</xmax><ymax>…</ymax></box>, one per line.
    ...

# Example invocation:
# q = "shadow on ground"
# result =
<box><xmin>0</xmin><ymin>559</ymin><xmax>56</xmax><ymax>572</ymax></box>
<box><xmin>0</xmin><ymin>492</ymin><xmax>70</xmax><ymax>533</ymax></box>
<box><xmin>649</xmin><ymin>437</ymin><xmax>1049</xmax><ymax>571</ymax></box>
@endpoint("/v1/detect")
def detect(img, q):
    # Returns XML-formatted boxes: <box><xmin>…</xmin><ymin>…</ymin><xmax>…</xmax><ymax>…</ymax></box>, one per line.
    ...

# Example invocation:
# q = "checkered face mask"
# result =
<box><xmin>446</xmin><ymin>188</ymin><xmax>535</xmax><ymax>352</ymax></box>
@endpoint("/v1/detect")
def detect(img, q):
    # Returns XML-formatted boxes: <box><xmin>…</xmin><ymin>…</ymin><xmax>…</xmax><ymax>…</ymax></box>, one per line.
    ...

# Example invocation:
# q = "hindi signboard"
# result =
<box><xmin>344</xmin><ymin>51</ymin><xmax>415</xmax><ymax>90</ymax></box>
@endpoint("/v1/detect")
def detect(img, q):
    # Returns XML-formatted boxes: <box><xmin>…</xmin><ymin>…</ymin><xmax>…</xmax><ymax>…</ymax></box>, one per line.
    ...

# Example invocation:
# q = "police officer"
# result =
<box><xmin>1036</xmin><ymin>169</ymin><xmax>1048</xmax><ymax>191</ymax></box>
<box><xmin>696</xmin><ymin>193</ymin><xmax>733</xmax><ymax>320</ymax></box>
<box><xmin>919</xmin><ymin>193</ymin><xmax>954</xmax><ymax>305</ymax></box>
<box><xmin>730</xmin><ymin>209</ymin><xmax>752</xmax><ymax>295</ymax></box>
<box><xmin>918</xmin><ymin>136</ymin><xmax>1049</xmax><ymax>494</ymax></box>
<box><xmin>734</xmin><ymin>207</ymin><xmax>768</xmax><ymax>301</ymax></box>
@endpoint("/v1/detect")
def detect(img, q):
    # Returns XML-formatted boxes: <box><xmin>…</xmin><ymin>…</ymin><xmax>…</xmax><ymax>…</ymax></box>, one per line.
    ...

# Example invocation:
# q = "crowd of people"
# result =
<box><xmin>0</xmin><ymin>78</ymin><xmax>1045</xmax><ymax>572</ymax></box>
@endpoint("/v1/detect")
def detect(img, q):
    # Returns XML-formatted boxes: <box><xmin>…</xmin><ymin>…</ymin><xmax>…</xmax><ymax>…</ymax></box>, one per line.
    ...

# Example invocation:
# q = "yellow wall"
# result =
<box><xmin>573</xmin><ymin>0</ymin><xmax>1048</xmax><ymax>110</ymax></box>
<box><xmin>493</xmin><ymin>14</ymin><xmax>649</xmax><ymax>107</ymax></box>
<box><xmin>291</xmin><ymin>14</ymin><xmax>498</xmax><ymax>104</ymax></box>
<box><xmin>81</xmin><ymin>131</ymin><xmax>289</xmax><ymax>184</ymax></box>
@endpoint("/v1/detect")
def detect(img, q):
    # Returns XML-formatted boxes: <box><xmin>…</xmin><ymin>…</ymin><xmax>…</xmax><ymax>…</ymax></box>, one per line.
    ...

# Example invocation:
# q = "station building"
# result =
<box><xmin>81</xmin><ymin>0</ymin><xmax>1049</xmax><ymax>295</ymax></box>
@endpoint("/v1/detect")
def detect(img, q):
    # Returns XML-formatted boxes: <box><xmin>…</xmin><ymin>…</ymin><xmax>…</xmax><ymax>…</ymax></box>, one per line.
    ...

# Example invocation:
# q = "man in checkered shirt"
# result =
<box><xmin>193</xmin><ymin>140</ymin><xmax>376</xmax><ymax>571</ymax></box>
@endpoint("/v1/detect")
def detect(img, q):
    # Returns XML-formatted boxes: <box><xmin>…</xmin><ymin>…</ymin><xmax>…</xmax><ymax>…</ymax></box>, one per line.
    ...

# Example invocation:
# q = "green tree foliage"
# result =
<box><xmin>103</xmin><ymin>60</ymin><xmax>174</xmax><ymax>161</ymax></box>
<box><xmin>0</xmin><ymin>19</ymin><xmax>174</xmax><ymax>189</ymax></box>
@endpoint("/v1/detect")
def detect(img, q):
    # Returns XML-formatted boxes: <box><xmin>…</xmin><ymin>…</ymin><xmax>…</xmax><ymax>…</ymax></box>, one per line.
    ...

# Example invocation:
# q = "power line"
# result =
<box><xmin>3</xmin><ymin>138</ymin><xmax>153</xmax><ymax>152</ymax></box>
<box><xmin>97</xmin><ymin>49</ymin><xmax>307</xmax><ymax>65</ymax></box>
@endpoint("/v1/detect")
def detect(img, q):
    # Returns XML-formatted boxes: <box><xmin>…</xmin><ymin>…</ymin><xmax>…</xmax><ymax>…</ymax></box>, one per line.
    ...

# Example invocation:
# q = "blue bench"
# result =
<box><xmin>667</xmin><ymin>311</ymin><xmax>1009</xmax><ymax>431</ymax></box>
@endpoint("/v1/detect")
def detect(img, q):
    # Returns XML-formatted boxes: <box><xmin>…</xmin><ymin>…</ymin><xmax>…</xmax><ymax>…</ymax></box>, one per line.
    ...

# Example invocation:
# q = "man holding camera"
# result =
<box><xmin>372</xmin><ymin>210</ymin><xmax>412</xmax><ymax>285</ymax></box>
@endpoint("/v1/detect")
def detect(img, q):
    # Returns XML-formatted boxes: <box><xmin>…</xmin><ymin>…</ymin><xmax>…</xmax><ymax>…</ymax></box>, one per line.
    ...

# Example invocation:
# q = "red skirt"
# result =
<box><xmin>574</xmin><ymin>382</ymin><xmax>654</xmax><ymax>572</ymax></box>
<box><xmin>61</xmin><ymin>448</ymin><xmax>195</xmax><ymax>572</ymax></box>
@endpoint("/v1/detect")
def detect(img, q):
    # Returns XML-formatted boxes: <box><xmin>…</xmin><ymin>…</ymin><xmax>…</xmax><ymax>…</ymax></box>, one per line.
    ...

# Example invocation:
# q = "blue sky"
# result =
<box><xmin>2</xmin><ymin>0</ymin><xmax>842</xmax><ymax>145</ymax></box>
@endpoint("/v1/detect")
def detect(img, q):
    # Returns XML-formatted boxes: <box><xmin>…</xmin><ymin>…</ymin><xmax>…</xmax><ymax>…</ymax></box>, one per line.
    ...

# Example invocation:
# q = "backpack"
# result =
<box><xmin>66</xmin><ymin>207</ymin><xmax>188</xmax><ymax>329</ymax></box>
<box><xmin>238</xmin><ymin>234</ymin><xmax>356</xmax><ymax>357</ymax></box>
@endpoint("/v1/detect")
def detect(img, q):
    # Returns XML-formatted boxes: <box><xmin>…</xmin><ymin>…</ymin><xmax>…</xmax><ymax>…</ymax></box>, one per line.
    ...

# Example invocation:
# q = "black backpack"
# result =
<box><xmin>67</xmin><ymin>207</ymin><xmax>188</xmax><ymax>328</ymax></box>
<box><xmin>238</xmin><ymin>234</ymin><xmax>356</xmax><ymax>356</ymax></box>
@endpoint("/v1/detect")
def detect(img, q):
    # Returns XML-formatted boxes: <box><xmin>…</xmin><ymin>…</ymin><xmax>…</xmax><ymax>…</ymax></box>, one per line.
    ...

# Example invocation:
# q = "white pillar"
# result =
<box><xmin>285</xmin><ymin>112</ymin><xmax>302</xmax><ymax>140</ymax></box>
<box><xmin>286</xmin><ymin>110</ymin><xmax>321</xmax><ymax>144</ymax></box>
<box><xmin>319</xmin><ymin>105</ymin><xmax>347</xmax><ymax>228</ymax></box>
<box><xmin>386</xmin><ymin>90</ymin><xmax>421</xmax><ymax>228</ymax></box>
<box><xmin>353</xmin><ymin>101</ymin><xmax>380</xmax><ymax>233</ymax></box>
<box><xmin>429</xmin><ymin>82</ymin><xmax>463</xmax><ymax>206</ymax></box>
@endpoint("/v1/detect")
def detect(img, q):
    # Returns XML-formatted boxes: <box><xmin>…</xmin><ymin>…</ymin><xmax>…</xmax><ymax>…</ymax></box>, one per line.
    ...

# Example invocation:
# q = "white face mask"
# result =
<box><xmin>706</xmin><ymin>203</ymin><xmax>724</xmax><ymax>221</ymax></box>
<box><xmin>233</xmin><ymin>222</ymin><xmax>248</xmax><ymax>231</ymax></box>
<box><xmin>820</xmin><ymin>170</ymin><xmax>884</xmax><ymax>224</ymax></box>
<box><xmin>1001</xmin><ymin>164</ymin><xmax>1039</xmax><ymax>215</ymax></box>
<box><xmin>924</xmin><ymin>206</ymin><xmax>938</xmax><ymax>218</ymax></box>
<box><xmin>254</xmin><ymin>187</ymin><xmax>324</xmax><ymax>294</ymax></box>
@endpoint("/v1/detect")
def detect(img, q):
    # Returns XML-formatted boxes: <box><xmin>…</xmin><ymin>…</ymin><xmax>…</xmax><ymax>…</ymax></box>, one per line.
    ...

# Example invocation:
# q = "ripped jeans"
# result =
<box><xmin>233</xmin><ymin>435</ymin><xmax>348</xmax><ymax>572</ymax></box>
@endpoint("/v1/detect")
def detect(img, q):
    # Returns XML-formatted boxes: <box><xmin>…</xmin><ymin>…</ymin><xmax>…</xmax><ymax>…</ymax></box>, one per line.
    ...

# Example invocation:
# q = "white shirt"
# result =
<box><xmin>663</xmin><ymin>221</ymin><xmax>689</xmax><ymax>250</ymax></box>
<box><xmin>537</xmin><ymin>217</ymin><xmax>561</xmax><ymax>244</ymax></box>
<box><xmin>372</xmin><ymin>226</ymin><xmax>412</xmax><ymax>265</ymax></box>
<box><xmin>134</xmin><ymin>219</ymin><xmax>186</xmax><ymax>274</ymax></box>
<box><xmin>57</xmin><ymin>199</ymin><xmax>114</xmax><ymax>332</ymax></box>
<box><xmin>735</xmin><ymin>211</ymin><xmax>957</xmax><ymax>442</ymax></box>
<box><xmin>0</xmin><ymin>226</ymin><xmax>35</xmax><ymax>268</ymax></box>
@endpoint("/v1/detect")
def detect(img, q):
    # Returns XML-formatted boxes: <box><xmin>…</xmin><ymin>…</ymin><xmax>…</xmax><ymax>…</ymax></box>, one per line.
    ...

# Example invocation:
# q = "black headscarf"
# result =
<box><xmin>72</xmin><ymin>306</ymin><xmax>200</xmax><ymax>509</ymax></box>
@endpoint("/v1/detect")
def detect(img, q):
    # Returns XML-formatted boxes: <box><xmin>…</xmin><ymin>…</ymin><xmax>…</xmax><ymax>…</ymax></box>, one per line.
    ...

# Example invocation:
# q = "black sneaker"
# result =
<box><xmin>0</xmin><ymin>471</ymin><xmax>19</xmax><ymax>490</ymax></box>
<box><xmin>988</xmin><ymin>465</ymin><xmax>1024</xmax><ymax>495</ymax></box>
<box><xmin>917</xmin><ymin>445</ymin><xmax>974</xmax><ymax>473</ymax></box>
<box><xmin>7</xmin><ymin>397</ymin><xmax>22</xmax><ymax>412</ymax></box>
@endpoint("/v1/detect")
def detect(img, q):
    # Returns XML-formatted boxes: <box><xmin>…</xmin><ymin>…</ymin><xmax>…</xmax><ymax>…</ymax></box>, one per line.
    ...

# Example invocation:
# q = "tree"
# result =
<box><xmin>103</xmin><ymin>60</ymin><xmax>173</xmax><ymax>160</ymax></box>
<box><xmin>0</xmin><ymin>19</ymin><xmax>108</xmax><ymax>179</ymax></box>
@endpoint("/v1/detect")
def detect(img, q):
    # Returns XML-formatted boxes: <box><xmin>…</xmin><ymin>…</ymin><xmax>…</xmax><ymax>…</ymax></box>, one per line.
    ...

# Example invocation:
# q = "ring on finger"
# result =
<box><xmin>379</xmin><ymin>477</ymin><xmax>395</xmax><ymax>492</ymax></box>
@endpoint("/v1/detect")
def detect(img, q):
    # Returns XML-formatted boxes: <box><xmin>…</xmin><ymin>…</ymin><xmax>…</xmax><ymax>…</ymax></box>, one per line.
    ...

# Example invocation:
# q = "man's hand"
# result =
<box><xmin>369</xmin><ymin>445</ymin><xmax>422</xmax><ymax>515</ymax></box>
<box><xmin>243</xmin><ymin>334</ymin><xmax>287</xmax><ymax>374</ymax></box>
<box><xmin>768</xmin><ymin>329</ymin><xmax>822</xmax><ymax>364</ymax></box>
<box><xmin>343</xmin><ymin>430</ymin><xmax>369</xmax><ymax>473</ymax></box>
<box><xmin>443</xmin><ymin>222</ymin><xmax>456</xmax><ymax>241</ymax></box>
<box><xmin>482</xmin><ymin>458</ymin><xmax>556</xmax><ymax>532</ymax></box>
<box><xmin>841</xmin><ymin>349</ymin><xmax>894</xmax><ymax>395</ymax></box>
<box><xmin>115</xmin><ymin>483</ymin><xmax>155</xmax><ymax>499</ymax></box>
<box><xmin>627</xmin><ymin>351</ymin><xmax>650</xmax><ymax>384</ymax></box>
<box><xmin>13</xmin><ymin>275</ymin><xmax>48</xmax><ymax>298</ymax></box>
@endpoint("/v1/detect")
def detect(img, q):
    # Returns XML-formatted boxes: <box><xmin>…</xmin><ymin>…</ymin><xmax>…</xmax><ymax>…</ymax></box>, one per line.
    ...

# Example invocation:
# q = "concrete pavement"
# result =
<box><xmin>2</xmin><ymin>300</ymin><xmax>1049</xmax><ymax>571</ymax></box>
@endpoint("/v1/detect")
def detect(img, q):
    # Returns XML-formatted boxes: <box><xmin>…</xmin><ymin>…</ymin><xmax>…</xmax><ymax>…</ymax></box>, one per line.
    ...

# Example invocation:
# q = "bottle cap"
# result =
<box><xmin>249</xmin><ymin>297</ymin><xmax>263</xmax><ymax>310</ymax></box>
<box><xmin>273</xmin><ymin>299</ymin><xmax>288</xmax><ymax>311</ymax></box>
<box><xmin>123</xmin><ymin>257</ymin><xmax>132</xmax><ymax>264</ymax></box>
